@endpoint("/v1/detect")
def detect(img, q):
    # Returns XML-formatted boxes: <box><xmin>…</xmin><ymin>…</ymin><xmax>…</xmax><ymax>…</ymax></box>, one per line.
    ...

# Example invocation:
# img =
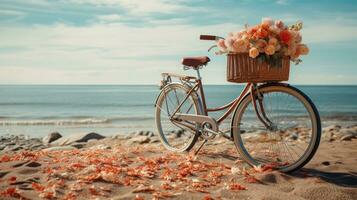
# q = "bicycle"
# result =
<box><xmin>154</xmin><ymin>35</ymin><xmax>321</xmax><ymax>173</ymax></box>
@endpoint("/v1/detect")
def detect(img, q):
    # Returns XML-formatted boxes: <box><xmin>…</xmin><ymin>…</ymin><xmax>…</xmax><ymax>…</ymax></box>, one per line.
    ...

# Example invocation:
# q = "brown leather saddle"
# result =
<box><xmin>181</xmin><ymin>56</ymin><xmax>210</xmax><ymax>69</ymax></box>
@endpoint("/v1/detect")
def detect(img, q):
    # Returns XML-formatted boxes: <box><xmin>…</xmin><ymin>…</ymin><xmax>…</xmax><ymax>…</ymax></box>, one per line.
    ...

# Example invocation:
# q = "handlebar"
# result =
<box><xmin>200</xmin><ymin>35</ymin><xmax>224</xmax><ymax>52</ymax></box>
<box><xmin>200</xmin><ymin>35</ymin><xmax>217</xmax><ymax>41</ymax></box>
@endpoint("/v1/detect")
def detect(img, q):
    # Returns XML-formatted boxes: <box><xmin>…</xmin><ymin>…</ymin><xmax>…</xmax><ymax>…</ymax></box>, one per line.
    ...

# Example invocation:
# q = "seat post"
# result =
<box><xmin>196</xmin><ymin>69</ymin><xmax>202</xmax><ymax>80</ymax></box>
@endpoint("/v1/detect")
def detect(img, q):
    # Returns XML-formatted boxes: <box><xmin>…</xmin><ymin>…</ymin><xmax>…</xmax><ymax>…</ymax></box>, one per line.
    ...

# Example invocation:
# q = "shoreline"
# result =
<box><xmin>0</xmin><ymin>116</ymin><xmax>356</xmax><ymax>138</ymax></box>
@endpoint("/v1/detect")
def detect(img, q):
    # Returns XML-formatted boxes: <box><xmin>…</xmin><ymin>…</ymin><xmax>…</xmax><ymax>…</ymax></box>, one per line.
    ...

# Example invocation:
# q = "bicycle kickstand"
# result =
<box><xmin>194</xmin><ymin>139</ymin><xmax>208</xmax><ymax>155</ymax></box>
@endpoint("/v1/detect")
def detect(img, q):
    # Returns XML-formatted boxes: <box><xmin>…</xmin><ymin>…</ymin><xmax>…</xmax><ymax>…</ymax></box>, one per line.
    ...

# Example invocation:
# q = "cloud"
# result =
<box><xmin>66</xmin><ymin>0</ymin><xmax>191</xmax><ymax>15</ymax></box>
<box><xmin>0</xmin><ymin>10</ymin><xmax>26</xmax><ymax>16</ymax></box>
<box><xmin>97</xmin><ymin>14</ymin><xmax>121</xmax><ymax>22</ymax></box>
<box><xmin>0</xmin><ymin>9</ymin><xmax>27</xmax><ymax>22</ymax></box>
<box><xmin>303</xmin><ymin>20</ymin><xmax>357</xmax><ymax>43</ymax></box>
<box><xmin>0</xmin><ymin>22</ymin><xmax>237</xmax><ymax>84</ymax></box>
<box><xmin>275</xmin><ymin>0</ymin><xmax>289</xmax><ymax>5</ymax></box>
<box><xmin>1</xmin><ymin>14</ymin><xmax>357</xmax><ymax>84</ymax></box>
<box><xmin>1</xmin><ymin>1</ymin><xmax>357</xmax><ymax>84</ymax></box>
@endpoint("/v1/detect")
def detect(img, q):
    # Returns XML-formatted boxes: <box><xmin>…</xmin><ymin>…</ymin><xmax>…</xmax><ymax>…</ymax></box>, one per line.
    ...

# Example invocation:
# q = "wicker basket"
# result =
<box><xmin>227</xmin><ymin>53</ymin><xmax>290</xmax><ymax>83</ymax></box>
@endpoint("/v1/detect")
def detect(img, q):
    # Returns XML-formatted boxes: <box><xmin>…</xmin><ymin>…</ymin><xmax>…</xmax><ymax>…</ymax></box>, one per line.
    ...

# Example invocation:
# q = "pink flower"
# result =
<box><xmin>224</xmin><ymin>37</ymin><xmax>235</xmax><ymax>51</ymax></box>
<box><xmin>217</xmin><ymin>39</ymin><xmax>227</xmax><ymax>51</ymax></box>
<box><xmin>268</xmin><ymin>26</ymin><xmax>280</xmax><ymax>35</ymax></box>
<box><xmin>262</xmin><ymin>18</ymin><xmax>274</xmax><ymax>26</ymax></box>
<box><xmin>295</xmin><ymin>33</ymin><xmax>302</xmax><ymax>43</ymax></box>
<box><xmin>232</xmin><ymin>39</ymin><xmax>249</xmax><ymax>52</ymax></box>
<box><xmin>268</xmin><ymin>37</ymin><xmax>278</xmax><ymax>46</ymax></box>
<box><xmin>275</xmin><ymin>20</ymin><xmax>285</xmax><ymax>29</ymax></box>
<box><xmin>249</xmin><ymin>47</ymin><xmax>259</xmax><ymax>58</ymax></box>
<box><xmin>255</xmin><ymin>39</ymin><xmax>268</xmax><ymax>53</ymax></box>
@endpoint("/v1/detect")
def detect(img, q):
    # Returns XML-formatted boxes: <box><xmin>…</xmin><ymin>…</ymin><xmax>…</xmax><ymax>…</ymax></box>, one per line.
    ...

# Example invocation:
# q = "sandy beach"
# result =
<box><xmin>0</xmin><ymin>124</ymin><xmax>356</xmax><ymax>200</ymax></box>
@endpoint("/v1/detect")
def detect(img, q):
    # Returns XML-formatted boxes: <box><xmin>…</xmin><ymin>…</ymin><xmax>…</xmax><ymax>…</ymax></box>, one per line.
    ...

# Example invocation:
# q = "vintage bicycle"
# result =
<box><xmin>154</xmin><ymin>35</ymin><xmax>321</xmax><ymax>172</ymax></box>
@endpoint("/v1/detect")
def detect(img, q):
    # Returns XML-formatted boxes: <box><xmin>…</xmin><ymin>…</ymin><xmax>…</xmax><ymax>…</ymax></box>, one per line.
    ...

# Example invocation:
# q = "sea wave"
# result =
<box><xmin>0</xmin><ymin>102</ymin><xmax>153</xmax><ymax>107</ymax></box>
<box><xmin>0</xmin><ymin>116</ymin><xmax>155</xmax><ymax>126</ymax></box>
<box><xmin>0</xmin><ymin>119</ymin><xmax>111</xmax><ymax>126</ymax></box>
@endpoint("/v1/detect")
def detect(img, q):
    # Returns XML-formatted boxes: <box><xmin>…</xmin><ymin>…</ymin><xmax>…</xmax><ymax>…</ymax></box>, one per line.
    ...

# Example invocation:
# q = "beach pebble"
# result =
<box><xmin>324</xmin><ymin>131</ymin><xmax>335</xmax><ymax>141</ymax></box>
<box><xmin>321</xmin><ymin>161</ymin><xmax>330</xmax><ymax>166</ymax></box>
<box><xmin>289</xmin><ymin>133</ymin><xmax>299</xmax><ymax>140</ymax></box>
<box><xmin>323</xmin><ymin>125</ymin><xmax>341</xmax><ymax>132</ymax></box>
<box><xmin>30</xmin><ymin>143</ymin><xmax>45</xmax><ymax>150</ymax></box>
<box><xmin>134</xmin><ymin>131</ymin><xmax>154</xmax><ymax>137</ymax></box>
<box><xmin>127</xmin><ymin>136</ymin><xmax>150</xmax><ymax>145</ymax></box>
<box><xmin>147</xmin><ymin>131</ymin><xmax>155</xmax><ymax>137</ymax></box>
<box><xmin>90</xmin><ymin>144</ymin><xmax>111</xmax><ymax>150</ymax></box>
<box><xmin>11</xmin><ymin>145</ymin><xmax>24</xmax><ymax>151</ymax></box>
<box><xmin>71</xmin><ymin>142</ymin><xmax>86</xmax><ymax>149</ymax></box>
<box><xmin>111</xmin><ymin>135</ymin><xmax>124</xmax><ymax>139</ymax></box>
<box><xmin>87</xmin><ymin>139</ymin><xmax>99</xmax><ymax>143</ymax></box>
<box><xmin>340</xmin><ymin>134</ymin><xmax>355</xmax><ymax>141</ymax></box>
<box><xmin>135</xmin><ymin>131</ymin><xmax>145</xmax><ymax>136</ymax></box>
<box><xmin>42</xmin><ymin>132</ymin><xmax>62</xmax><ymax>144</ymax></box>
<box><xmin>26</xmin><ymin>161</ymin><xmax>42</xmax><ymax>168</ymax></box>
<box><xmin>150</xmin><ymin>137</ymin><xmax>160</xmax><ymax>143</ymax></box>
<box><xmin>0</xmin><ymin>145</ymin><xmax>6</xmax><ymax>151</ymax></box>
<box><xmin>44</xmin><ymin>146</ymin><xmax>77</xmax><ymax>151</ymax></box>
<box><xmin>175</xmin><ymin>130</ymin><xmax>184</xmax><ymax>138</ymax></box>
<box><xmin>3</xmin><ymin>145</ymin><xmax>22</xmax><ymax>152</ymax></box>
<box><xmin>339</xmin><ymin>128</ymin><xmax>356</xmax><ymax>136</ymax></box>
<box><xmin>51</xmin><ymin>132</ymin><xmax>105</xmax><ymax>146</ymax></box>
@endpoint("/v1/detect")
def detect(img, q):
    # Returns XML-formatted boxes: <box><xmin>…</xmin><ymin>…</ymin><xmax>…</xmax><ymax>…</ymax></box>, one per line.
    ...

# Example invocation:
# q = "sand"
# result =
<box><xmin>0</xmin><ymin>126</ymin><xmax>356</xmax><ymax>200</ymax></box>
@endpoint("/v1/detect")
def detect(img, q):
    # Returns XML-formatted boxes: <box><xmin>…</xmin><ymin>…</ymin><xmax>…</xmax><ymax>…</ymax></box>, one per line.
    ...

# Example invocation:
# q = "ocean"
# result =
<box><xmin>0</xmin><ymin>85</ymin><xmax>356</xmax><ymax>137</ymax></box>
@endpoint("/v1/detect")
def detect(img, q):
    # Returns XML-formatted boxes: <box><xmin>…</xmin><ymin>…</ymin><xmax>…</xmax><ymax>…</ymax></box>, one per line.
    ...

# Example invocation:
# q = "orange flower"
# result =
<box><xmin>248</xmin><ymin>26</ymin><xmax>258</xmax><ymax>34</ymax></box>
<box><xmin>256</xmin><ymin>27</ymin><xmax>268</xmax><ymax>39</ymax></box>
<box><xmin>279</xmin><ymin>30</ymin><xmax>291</xmax><ymax>44</ymax></box>
<box><xmin>265</xmin><ymin>45</ymin><xmax>276</xmax><ymax>55</ymax></box>
<box><xmin>249</xmin><ymin>47</ymin><xmax>259</xmax><ymax>58</ymax></box>
<box><xmin>268</xmin><ymin>38</ymin><xmax>278</xmax><ymax>46</ymax></box>
<box><xmin>261</xmin><ymin>23</ymin><xmax>270</xmax><ymax>30</ymax></box>
<box><xmin>297</xmin><ymin>44</ymin><xmax>309</xmax><ymax>55</ymax></box>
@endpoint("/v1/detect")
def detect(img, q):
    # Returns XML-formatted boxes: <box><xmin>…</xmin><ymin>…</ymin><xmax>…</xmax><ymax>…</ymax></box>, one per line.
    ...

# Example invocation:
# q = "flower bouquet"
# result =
<box><xmin>216</xmin><ymin>18</ymin><xmax>309</xmax><ymax>67</ymax></box>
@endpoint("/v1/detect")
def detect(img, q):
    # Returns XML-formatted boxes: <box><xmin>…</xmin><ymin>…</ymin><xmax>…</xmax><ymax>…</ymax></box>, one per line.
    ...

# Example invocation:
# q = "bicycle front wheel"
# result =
<box><xmin>155</xmin><ymin>83</ymin><xmax>202</xmax><ymax>152</ymax></box>
<box><xmin>232</xmin><ymin>84</ymin><xmax>321</xmax><ymax>173</ymax></box>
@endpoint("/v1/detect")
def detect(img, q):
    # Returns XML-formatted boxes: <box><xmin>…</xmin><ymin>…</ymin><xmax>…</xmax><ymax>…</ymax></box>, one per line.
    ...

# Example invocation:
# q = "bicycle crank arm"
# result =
<box><xmin>173</xmin><ymin>113</ymin><xmax>218</xmax><ymax>132</ymax></box>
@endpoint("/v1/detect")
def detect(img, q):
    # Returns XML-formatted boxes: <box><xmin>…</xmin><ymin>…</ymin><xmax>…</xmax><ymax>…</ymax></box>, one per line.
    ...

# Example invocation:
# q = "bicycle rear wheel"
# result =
<box><xmin>155</xmin><ymin>83</ymin><xmax>202</xmax><ymax>152</ymax></box>
<box><xmin>232</xmin><ymin>84</ymin><xmax>321</xmax><ymax>173</ymax></box>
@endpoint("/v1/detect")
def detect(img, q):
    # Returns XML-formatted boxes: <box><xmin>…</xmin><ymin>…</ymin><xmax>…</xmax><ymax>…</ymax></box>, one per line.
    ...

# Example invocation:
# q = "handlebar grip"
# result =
<box><xmin>200</xmin><ymin>35</ymin><xmax>217</xmax><ymax>40</ymax></box>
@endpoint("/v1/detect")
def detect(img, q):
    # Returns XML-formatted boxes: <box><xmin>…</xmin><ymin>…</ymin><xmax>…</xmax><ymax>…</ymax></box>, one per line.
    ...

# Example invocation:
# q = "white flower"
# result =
<box><xmin>262</xmin><ymin>17</ymin><xmax>274</xmax><ymax>26</ymax></box>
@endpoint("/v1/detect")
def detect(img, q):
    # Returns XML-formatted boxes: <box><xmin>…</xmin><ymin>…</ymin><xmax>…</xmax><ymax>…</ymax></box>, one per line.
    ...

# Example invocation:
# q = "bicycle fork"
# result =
<box><xmin>250</xmin><ymin>84</ymin><xmax>277</xmax><ymax>131</ymax></box>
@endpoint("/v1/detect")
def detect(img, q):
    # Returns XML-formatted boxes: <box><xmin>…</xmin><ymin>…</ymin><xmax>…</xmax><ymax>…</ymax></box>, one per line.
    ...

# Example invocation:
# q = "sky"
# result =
<box><xmin>0</xmin><ymin>0</ymin><xmax>356</xmax><ymax>85</ymax></box>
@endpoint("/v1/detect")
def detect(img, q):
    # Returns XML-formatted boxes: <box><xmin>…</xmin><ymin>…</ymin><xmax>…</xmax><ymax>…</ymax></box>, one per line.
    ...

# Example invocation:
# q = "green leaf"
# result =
<box><xmin>257</xmin><ymin>54</ymin><xmax>265</xmax><ymax>64</ymax></box>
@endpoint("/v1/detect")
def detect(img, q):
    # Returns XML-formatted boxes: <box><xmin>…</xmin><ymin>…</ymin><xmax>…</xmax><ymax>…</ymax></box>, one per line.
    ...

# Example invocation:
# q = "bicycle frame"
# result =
<box><xmin>157</xmin><ymin>69</ymin><xmax>275</xmax><ymax>135</ymax></box>
<box><xmin>170</xmin><ymin>78</ymin><xmax>252</xmax><ymax>125</ymax></box>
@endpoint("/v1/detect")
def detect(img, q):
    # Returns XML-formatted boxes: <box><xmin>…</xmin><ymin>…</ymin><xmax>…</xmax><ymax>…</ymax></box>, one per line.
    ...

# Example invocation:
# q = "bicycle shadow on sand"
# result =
<box><xmin>199</xmin><ymin>151</ymin><xmax>357</xmax><ymax>188</ymax></box>
<box><xmin>293</xmin><ymin>168</ymin><xmax>357</xmax><ymax>188</ymax></box>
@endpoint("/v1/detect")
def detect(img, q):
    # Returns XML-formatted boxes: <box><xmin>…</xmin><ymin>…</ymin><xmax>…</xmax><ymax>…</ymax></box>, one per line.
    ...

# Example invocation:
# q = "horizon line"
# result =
<box><xmin>0</xmin><ymin>84</ymin><xmax>357</xmax><ymax>86</ymax></box>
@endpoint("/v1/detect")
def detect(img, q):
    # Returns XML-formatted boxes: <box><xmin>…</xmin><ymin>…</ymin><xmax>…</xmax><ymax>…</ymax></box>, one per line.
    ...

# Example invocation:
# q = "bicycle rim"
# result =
<box><xmin>155</xmin><ymin>83</ymin><xmax>201</xmax><ymax>152</ymax></box>
<box><xmin>232</xmin><ymin>84</ymin><xmax>321</xmax><ymax>172</ymax></box>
